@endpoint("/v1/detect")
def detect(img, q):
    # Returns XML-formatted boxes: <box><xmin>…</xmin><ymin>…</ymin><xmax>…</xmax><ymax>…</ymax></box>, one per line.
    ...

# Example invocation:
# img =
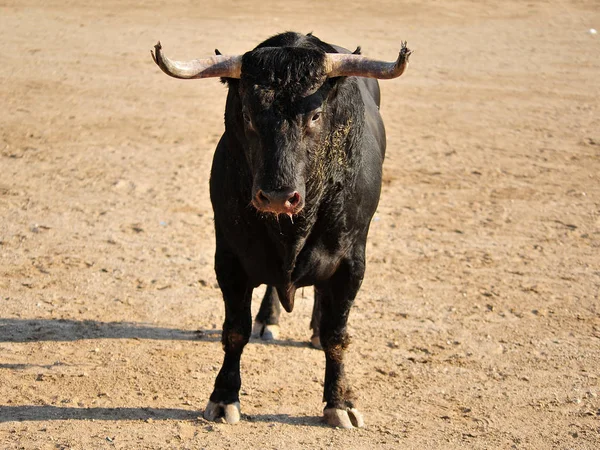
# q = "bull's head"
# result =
<box><xmin>152</xmin><ymin>35</ymin><xmax>411</xmax><ymax>219</ymax></box>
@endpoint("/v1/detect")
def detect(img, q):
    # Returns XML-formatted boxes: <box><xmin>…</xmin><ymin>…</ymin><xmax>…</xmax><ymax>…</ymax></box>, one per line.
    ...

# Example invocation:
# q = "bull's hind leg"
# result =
<box><xmin>252</xmin><ymin>285</ymin><xmax>281</xmax><ymax>340</ymax></box>
<box><xmin>254</xmin><ymin>286</ymin><xmax>323</xmax><ymax>347</ymax></box>
<box><xmin>317</xmin><ymin>247</ymin><xmax>366</xmax><ymax>429</ymax></box>
<box><xmin>309</xmin><ymin>290</ymin><xmax>322</xmax><ymax>349</ymax></box>
<box><xmin>204</xmin><ymin>230</ymin><xmax>252</xmax><ymax>424</ymax></box>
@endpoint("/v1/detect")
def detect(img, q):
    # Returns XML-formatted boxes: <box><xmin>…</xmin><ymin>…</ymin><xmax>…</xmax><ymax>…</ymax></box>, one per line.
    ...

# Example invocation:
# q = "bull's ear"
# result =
<box><xmin>220</xmin><ymin>76</ymin><xmax>238</xmax><ymax>86</ymax></box>
<box><xmin>215</xmin><ymin>49</ymin><xmax>229</xmax><ymax>85</ymax></box>
<box><xmin>325</xmin><ymin>75</ymin><xmax>360</xmax><ymax>126</ymax></box>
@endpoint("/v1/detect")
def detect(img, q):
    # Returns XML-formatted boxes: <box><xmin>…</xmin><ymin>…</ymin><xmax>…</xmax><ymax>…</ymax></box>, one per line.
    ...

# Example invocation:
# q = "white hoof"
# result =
<box><xmin>323</xmin><ymin>407</ymin><xmax>364</xmax><ymax>429</ymax></box>
<box><xmin>262</xmin><ymin>324</ymin><xmax>280</xmax><ymax>340</ymax></box>
<box><xmin>203</xmin><ymin>400</ymin><xmax>241</xmax><ymax>424</ymax></box>
<box><xmin>224</xmin><ymin>402</ymin><xmax>241</xmax><ymax>424</ymax></box>
<box><xmin>252</xmin><ymin>321</ymin><xmax>280</xmax><ymax>340</ymax></box>
<box><xmin>203</xmin><ymin>400</ymin><xmax>221</xmax><ymax>421</ymax></box>
<box><xmin>347</xmin><ymin>408</ymin><xmax>364</xmax><ymax>428</ymax></box>
<box><xmin>251</xmin><ymin>321</ymin><xmax>264</xmax><ymax>338</ymax></box>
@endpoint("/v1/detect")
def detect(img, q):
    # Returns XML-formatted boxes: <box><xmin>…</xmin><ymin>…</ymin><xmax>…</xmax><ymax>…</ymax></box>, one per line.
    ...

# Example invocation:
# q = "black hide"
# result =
<box><xmin>207</xmin><ymin>31</ymin><xmax>386</xmax><ymax>417</ymax></box>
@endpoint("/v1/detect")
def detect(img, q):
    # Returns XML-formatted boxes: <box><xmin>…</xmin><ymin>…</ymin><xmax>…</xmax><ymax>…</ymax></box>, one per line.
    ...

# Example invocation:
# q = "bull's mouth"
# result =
<box><xmin>251</xmin><ymin>189</ymin><xmax>304</xmax><ymax>218</ymax></box>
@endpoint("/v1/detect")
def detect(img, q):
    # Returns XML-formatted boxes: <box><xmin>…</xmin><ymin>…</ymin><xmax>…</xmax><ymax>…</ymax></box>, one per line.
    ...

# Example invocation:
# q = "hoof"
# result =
<box><xmin>262</xmin><ymin>324</ymin><xmax>280</xmax><ymax>340</ymax></box>
<box><xmin>310</xmin><ymin>334</ymin><xmax>322</xmax><ymax>350</ymax></box>
<box><xmin>251</xmin><ymin>321</ymin><xmax>263</xmax><ymax>338</ymax></box>
<box><xmin>203</xmin><ymin>400</ymin><xmax>241</xmax><ymax>424</ymax></box>
<box><xmin>323</xmin><ymin>407</ymin><xmax>364</xmax><ymax>429</ymax></box>
<box><xmin>252</xmin><ymin>321</ymin><xmax>280</xmax><ymax>340</ymax></box>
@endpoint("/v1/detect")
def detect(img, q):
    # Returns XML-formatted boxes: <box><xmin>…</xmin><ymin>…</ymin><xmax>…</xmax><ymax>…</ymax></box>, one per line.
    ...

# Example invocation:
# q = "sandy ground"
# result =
<box><xmin>1</xmin><ymin>0</ymin><xmax>599</xmax><ymax>448</ymax></box>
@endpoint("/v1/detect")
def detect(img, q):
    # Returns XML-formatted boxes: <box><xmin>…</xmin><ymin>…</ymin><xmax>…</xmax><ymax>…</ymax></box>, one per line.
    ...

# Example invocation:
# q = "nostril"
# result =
<box><xmin>287</xmin><ymin>192</ymin><xmax>301</xmax><ymax>207</ymax></box>
<box><xmin>257</xmin><ymin>190</ymin><xmax>270</xmax><ymax>204</ymax></box>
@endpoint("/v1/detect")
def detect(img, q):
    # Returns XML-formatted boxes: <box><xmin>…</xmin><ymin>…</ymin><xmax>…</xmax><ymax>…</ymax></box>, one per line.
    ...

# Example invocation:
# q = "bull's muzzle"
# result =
<box><xmin>252</xmin><ymin>188</ymin><xmax>304</xmax><ymax>217</ymax></box>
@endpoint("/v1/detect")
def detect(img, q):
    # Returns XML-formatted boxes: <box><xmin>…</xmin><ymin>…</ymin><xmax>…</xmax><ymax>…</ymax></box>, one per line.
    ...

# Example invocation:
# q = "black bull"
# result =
<box><xmin>153</xmin><ymin>31</ymin><xmax>411</xmax><ymax>428</ymax></box>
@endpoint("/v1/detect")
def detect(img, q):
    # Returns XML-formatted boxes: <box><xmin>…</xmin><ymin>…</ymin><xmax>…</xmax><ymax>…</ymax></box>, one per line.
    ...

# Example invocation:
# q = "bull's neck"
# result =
<box><xmin>261</xmin><ymin>204</ymin><xmax>317</xmax><ymax>277</ymax></box>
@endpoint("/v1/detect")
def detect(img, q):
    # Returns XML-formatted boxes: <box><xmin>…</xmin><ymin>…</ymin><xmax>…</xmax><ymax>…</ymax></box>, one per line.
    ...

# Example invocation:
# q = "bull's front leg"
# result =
<box><xmin>204</xmin><ymin>232</ymin><xmax>252</xmax><ymax>424</ymax></box>
<box><xmin>317</xmin><ymin>247</ymin><xmax>366</xmax><ymax>429</ymax></box>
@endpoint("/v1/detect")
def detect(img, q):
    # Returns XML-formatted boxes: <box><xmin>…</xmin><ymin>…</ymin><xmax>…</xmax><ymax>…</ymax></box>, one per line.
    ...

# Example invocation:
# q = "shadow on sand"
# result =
<box><xmin>0</xmin><ymin>318</ymin><xmax>219</xmax><ymax>343</ymax></box>
<box><xmin>0</xmin><ymin>405</ymin><xmax>326</xmax><ymax>427</ymax></box>
<box><xmin>0</xmin><ymin>405</ymin><xmax>198</xmax><ymax>423</ymax></box>
<box><xmin>0</xmin><ymin>318</ymin><xmax>316</xmax><ymax>349</ymax></box>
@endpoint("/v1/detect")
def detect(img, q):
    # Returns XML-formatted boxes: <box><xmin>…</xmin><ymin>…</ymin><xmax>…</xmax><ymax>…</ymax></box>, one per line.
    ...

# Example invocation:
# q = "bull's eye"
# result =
<box><xmin>242</xmin><ymin>111</ymin><xmax>251</xmax><ymax>124</ymax></box>
<box><xmin>311</xmin><ymin>112</ymin><xmax>322</xmax><ymax>122</ymax></box>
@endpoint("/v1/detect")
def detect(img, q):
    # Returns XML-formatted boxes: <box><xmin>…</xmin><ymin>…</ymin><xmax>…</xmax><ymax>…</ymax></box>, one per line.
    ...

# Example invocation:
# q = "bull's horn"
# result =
<box><xmin>324</xmin><ymin>41</ymin><xmax>412</xmax><ymax>79</ymax></box>
<box><xmin>151</xmin><ymin>41</ymin><xmax>242</xmax><ymax>79</ymax></box>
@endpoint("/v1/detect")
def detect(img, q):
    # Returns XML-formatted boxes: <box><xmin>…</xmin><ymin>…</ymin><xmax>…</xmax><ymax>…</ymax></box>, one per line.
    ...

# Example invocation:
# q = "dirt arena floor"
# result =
<box><xmin>1</xmin><ymin>0</ymin><xmax>599</xmax><ymax>448</ymax></box>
